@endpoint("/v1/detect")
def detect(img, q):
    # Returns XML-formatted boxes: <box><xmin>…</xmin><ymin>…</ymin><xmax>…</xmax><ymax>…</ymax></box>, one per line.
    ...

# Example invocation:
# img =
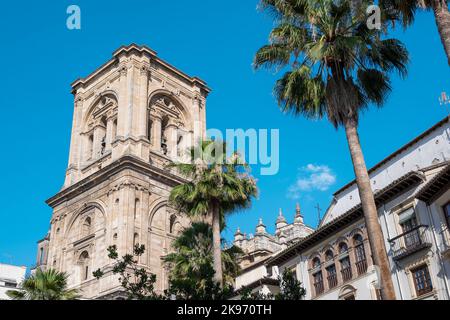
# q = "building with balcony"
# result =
<box><xmin>235</xmin><ymin>117</ymin><xmax>450</xmax><ymax>300</ymax></box>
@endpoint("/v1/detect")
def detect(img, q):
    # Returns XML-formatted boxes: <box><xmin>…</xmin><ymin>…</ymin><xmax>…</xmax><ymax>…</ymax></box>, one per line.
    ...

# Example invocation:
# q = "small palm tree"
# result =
<box><xmin>168</xmin><ymin>140</ymin><xmax>257</xmax><ymax>287</ymax></box>
<box><xmin>254</xmin><ymin>0</ymin><xmax>409</xmax><ymax>299</ymax></box>
<box><xmin>381</xmin><ymin>0</ymin><xmax>450</xmax><ymax>65</ymax></box>
<box><xmin>6</xmin><ymin>268</ymin><xmax>80</xmax><ymax>300</ymax></box>
<box><xmin>164</xmin><ymin>222</ymin><xmax>243</xmax><ymax>292</ymax></box>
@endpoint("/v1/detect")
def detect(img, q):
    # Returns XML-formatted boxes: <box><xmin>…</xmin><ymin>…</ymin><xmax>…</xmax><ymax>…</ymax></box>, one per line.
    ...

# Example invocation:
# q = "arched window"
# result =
<box><xmin>161</xmin><ymin>115</ymin><xmax>169</xmax><ymax>155</ymax></box>
<box><xmin>339</xmin><ymin>242</ymin><xmax>352</xmax><ymax>281</ymax></box>
<box><xmin>88</xmin><ymin>134</ymin><xmax>94</xmax><ymax>160</ymax></box>
<box><xmin>133</xmin><ymin>233</ymin><xmax>139</xmax><ymax>248</ymax></box>
<box><xmin>112</xmin><ymin>119</ymin><xmax>117</xmax><ymax>141</ymax></box>
<box><xmin>353</xmin><ymin>234</ymin><xmax>367</xmax><ymax>275</ymax></box>
<box><xmin>325</xmin><ymin>249</ymin><xmax>334</xmax><ymax>261</ymax></box>
<box><xmin>324</xmin><ymin>250</ymin><xmax>337</xmax><ymax>289</ymax></box>
<box><xmin>339</xmin><ymin>242</ymin><xmax>348</xmax><ymax>254</ymax></box>
<box><xmin>79</xmin><ymin>251</ymin><xmax>90</xmax><ymax>281</ymax></box>
<box><xmin>81</xmin><ymin>217</ymin><xmax>92</xmax><ymax>238</ymax></box>
<box><xmin>312</xmin><ymin>257</ymin><xmax>321</xmax><ymax>269</ymax></box>
<box><xmin>147</xmin><ymin>117</ymin><xmax>153</xmax><ymax>142</ymax></box>
<box><xmin>100</xmin><ymin>117</ymin><xmax>107</xmax><ymax>156</ymax></box>
<box><xmin>134</xmin><ymin>198</ymin><xmax>140</xmax><ymax>220</ymax></box>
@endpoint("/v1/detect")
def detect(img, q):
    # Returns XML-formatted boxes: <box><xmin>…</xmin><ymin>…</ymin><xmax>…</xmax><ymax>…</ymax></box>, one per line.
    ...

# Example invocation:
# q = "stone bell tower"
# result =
<box><xmin>35</xmin><ymin>44</ymin><xmax>210</xmax><ymax>299</ymax></box>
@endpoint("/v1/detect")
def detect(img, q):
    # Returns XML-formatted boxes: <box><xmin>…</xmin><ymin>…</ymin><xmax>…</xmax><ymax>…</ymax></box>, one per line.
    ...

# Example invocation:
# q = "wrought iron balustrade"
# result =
<box><xmin>355</xmin><ymin>259</ymin><xmax>367</xmax><ymax>276</ymax></box>
<box><xmin>389</xmin><ymin>225</ymin><xmax>432</xmax><ymax>261</ymax></box>
<box><xmin>327</xmin><ymin>274</ymin><xmax>338</xmax><ymax>289</ymax></box>
<box><xmin>341</xmin><ymin>267</ymin><xmax>353</xmax><ymax>282</ymax></box>
<box><xmin>314</xmin><ymin>281</ymin><xmax>324</xmax><ymax>295</ymax></box>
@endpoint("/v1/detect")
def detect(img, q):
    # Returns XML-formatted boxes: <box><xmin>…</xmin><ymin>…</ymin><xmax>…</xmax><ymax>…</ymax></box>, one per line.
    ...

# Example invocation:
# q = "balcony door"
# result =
<box><xmin>399</xmin><ymin>208</ymin><xmax>420</xmax><ymax>249</ymax></box>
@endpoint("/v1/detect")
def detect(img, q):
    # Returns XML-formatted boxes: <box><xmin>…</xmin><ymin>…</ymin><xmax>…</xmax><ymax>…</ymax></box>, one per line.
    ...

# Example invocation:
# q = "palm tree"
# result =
<box><xmin>254</xmin><ymin>0</ymin><xmax>408</xmax><ymax>300</ymax></box>
<box><xmin>381</xmin><ymin>0</ymin><xmax>450</xmax><ymax>65</ymax></box>
<box><xmin>6</xmin><ymin>268</ymin><xmax>80</xmax><ymax>300</ymax></box>
<box><xmin>164</xmin><ymin>222</ymin><xmax>243</xmax><ymax>292</ymax></box>
<box><xmin>168</xmin><ymin>140</ymin><xmax>257</xmax><ymax>287</ymax></box>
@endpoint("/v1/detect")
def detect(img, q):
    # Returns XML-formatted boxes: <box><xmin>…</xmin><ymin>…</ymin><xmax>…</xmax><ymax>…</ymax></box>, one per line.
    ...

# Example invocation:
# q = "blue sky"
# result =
<box><xmin>0</xmin><ymin>1</ymin><xmax>448</xmax><ymax>268</ymax></box>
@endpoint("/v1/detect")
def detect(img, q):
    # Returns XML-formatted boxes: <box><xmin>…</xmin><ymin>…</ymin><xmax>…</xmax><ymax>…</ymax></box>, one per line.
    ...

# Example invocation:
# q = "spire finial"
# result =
<box><xmin>294</xmin><ymin>202</ymin><xmax>304</xmax><ymax>225</ymax></box>
<box><xmin>256</xmin><ymin>218</ymin><xmax>266</xmax><ymax>234</ymax></box>
<box><xmin>276</xmin><ymin>208</ymin><xmax>287</xmax><ymax>226</ymax></box>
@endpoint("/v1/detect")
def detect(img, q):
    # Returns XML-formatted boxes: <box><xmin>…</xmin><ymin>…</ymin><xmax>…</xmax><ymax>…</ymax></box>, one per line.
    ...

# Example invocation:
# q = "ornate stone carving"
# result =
<box><xmin>107</xmin><ymin>181</ymin><xmax>153</xmax><ymax>195</ymax></box>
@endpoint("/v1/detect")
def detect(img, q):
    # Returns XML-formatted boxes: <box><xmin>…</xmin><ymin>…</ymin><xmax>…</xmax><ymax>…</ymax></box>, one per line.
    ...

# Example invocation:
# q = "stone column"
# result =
<box><xmin>140</xmin><ymin>189</ymin><xmax>149</xmax><ymax>265</ymax></box>
<box><xmin>348</xmin><ymin>244</ymin><xmax>358</xmax><ymax>279</ymax></box>
<box><xmin>127</xmin><ymin>65</ymin><xmax>135</xmax><ymax>138</ymax></box>
<box><xmin>192</xmin><ymin>96</ymin><xmax>201</xmax><ymax>146</ymax></box>
<box><xmin>93</xmin><ymin>124</ymin><xmax>106</xmax><ymax>159</ymax></box>
<box><xmin>177</xmin><ymin>128</ymin><xmax>190</xmax><ymax>162</ymax></box>
<box><xmin>152</xmin><ymin>113</ymin><xmax>162</xmax><ymax>152</ymax></box>
<box><xmin>105</xmin><ymin>117</ymin><xmax>114</xmax><ymax>152</ymax></box>
<box><xmin>117</xmin><ymin>64</ymin><xmax>128</xmax><ymax>139</ymax></box>
<box><xmin>138</xmin><ymin>65</ymin><xmax>149</xmax><ymax>138</ymax></box>
<box><xmin>166</xmin><ymin>123</ymin><xmax>178</xmax><ymax>160</ymax></box>
<box><xmin>68</xmin><ymin>94</ymin><xmax>84</xmax><ymax>168</ymax></box>
<box><xmin>127</xmin><ymin>187</ymin><xmax>136</xmax><ymax>254</ymax></box>
<box><xmin>117</xmin><ymin>187</ymin><xmax>126</xmax><ymax>256</ymax></box>
<box><xmin>83</xmin><ymin>133</ymin><xmax>93</xmax><ymax>161</ymax></box>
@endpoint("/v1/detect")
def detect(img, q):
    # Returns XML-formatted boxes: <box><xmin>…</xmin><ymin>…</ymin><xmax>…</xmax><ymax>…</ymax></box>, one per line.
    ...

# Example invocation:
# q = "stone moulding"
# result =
<box><xmin>46</xmin><ymin>155</ymin><xmax>188</xmax><ymax>208</ymax></box>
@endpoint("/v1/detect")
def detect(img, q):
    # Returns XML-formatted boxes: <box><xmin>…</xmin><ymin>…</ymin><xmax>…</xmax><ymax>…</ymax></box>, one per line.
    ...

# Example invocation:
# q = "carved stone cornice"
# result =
<box><xmin>75</xmin><ymin>94</ymin><xmax>85</xmax><ymax>105</ymax></box>
<box><xmin>140</xmin><ymin>63</ymin><xmax>150</xmax><ymax>76</ymax></box>
<box><xmin>119</xmin><ymin>64</ymin><xmax>128</xmax><ymax>76</ymax></box>
<box><xmin>107</xmin><ymin>180</ymin><xmax>153</xmax><ymax>195</ymax></box>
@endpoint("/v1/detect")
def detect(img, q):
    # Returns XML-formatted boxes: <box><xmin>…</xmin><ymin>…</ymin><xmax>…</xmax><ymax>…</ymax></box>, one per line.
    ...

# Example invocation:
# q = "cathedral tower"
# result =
<box><xmin>35</xmin><ymin>44</ymin><xmax>209</xmax><ymax>298</ymax></box>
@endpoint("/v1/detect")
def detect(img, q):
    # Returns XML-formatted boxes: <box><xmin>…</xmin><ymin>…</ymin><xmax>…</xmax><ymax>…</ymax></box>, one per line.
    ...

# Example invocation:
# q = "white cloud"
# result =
<box><xmin>287</xmin><ymin>164</ymin><xmax>337</xmax><ymax>199</ymax></box>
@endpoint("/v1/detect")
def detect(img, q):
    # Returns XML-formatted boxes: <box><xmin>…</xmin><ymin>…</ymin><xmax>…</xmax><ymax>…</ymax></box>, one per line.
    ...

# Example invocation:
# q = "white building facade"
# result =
<box><xmin>0</xmin><ymin>263</ymin><xmax>26</xmax><ymax>300</ymax></box>
<box><xmin>235</xmin><ymin>117</ymin><xmax>450</xmax><ymax>300</ymax></box>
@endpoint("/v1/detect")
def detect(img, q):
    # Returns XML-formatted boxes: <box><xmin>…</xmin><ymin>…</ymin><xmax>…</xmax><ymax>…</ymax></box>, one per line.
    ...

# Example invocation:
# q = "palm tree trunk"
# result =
<box><xmin>433</xmin><ymin>0</ymin><xmax>450</xmax><ymax>65</ymax></box>
<box><xmin>343</xmin><ymin>117</ymin><xmax>396</xmax><ymax>300</ymax></box>
<box><xmin>211</xmin><ymin>204</ymin><xmax>223</xmax><ymax>287</ymax></box>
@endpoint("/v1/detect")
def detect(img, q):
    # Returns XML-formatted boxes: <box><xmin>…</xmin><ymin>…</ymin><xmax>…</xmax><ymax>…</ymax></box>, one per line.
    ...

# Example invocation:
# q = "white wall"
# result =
<box><xmin>322</xmin><ymin>120</ymin><xmax>450</xmax><ymax>225</ymax></box>
<box><xmin>0</xmin><ymin>263</ymin><xmax>27</xmax><ymax>300</ymax></box>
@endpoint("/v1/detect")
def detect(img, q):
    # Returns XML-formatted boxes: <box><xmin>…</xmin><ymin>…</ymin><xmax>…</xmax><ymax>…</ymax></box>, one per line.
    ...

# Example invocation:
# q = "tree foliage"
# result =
<box><xmin>6</xmin><ymin>268</ymin><xmax>80</xmax><ymax>300</ymax></box>
<box><xmin>93</xmin><ymin>245</ymin><xmax>163</xmax><ymax>300</ymax></box>
<box><xmin>240</xmin><ymin>269</ymin><xmax>306</xmax><ymax>300</ymax></box>
<box><xmin>254</xmin><ymin>0</ymin><xmax>409</xmax><ymax>128</ymax></box>
<box><xmin>163</xmin><ymin>222</ymin><xmax>242</xmax><ymax>299</ymax></box>
<box><xmin>168</xmin><ymin>140</ymin><xmax>258</xmax><ymax>286</ymax></box>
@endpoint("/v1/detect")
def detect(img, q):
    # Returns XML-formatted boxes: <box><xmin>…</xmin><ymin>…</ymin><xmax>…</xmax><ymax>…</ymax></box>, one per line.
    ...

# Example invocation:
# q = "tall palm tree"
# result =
<box><xmin>168</xmin><ymin>140</ymin><xmax>257</xmax><ymax>287</ymax></box>
<box><xmin>254</xmin><ymin>0</ymin><xmax>409</xmax><ymax>300</ymax></box>
<box><xmin>381</xmin><ymin>0</ymin><xmax>450</xmax><ymax>65</ymax></box>
<box><xmin>163</xmin><ymin>222</ymin><xmax>243</xmax><ymax>292</ymax></box>
<box><xmin>6</xmin><ymin>268</ymin><xmax>80</xmax><ymax>300</ymax></box>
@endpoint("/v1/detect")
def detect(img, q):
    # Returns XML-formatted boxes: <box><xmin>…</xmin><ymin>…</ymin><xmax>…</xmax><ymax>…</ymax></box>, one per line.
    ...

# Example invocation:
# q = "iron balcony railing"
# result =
<box><xmin>327</xmin><ymin>273</ymin><xmax>338</xmax><ymax>289</ymax></box>
<box><xmin>355</xmin><ymin>259</ymin><xmax>368</xmax><ymax>276</ymax></box>
<box><xmin>389</xmin><ymin>225</ymin><xmax>432</xmax><ymax>261</ymax></box>
<box><xmin>341</xmin><ymin>267</ymin><xmax>353</xmax><ymax>282</ymax></box>
<box><xmin>314</xmin><ymin>281</ymin><xmax>324</xmax><ymax>295</ymax></box>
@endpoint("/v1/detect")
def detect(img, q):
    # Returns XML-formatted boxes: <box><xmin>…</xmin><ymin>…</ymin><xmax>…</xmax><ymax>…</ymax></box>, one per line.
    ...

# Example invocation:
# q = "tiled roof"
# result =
<box><xmin>416</xmin><ymin>164</ymin><xmax>450</xmax><ymax>204</ymax></box>
<box><xmin>267</xmin><ymin>171</ymin><xmax>425</xmax><ymax>267</ymax></box>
